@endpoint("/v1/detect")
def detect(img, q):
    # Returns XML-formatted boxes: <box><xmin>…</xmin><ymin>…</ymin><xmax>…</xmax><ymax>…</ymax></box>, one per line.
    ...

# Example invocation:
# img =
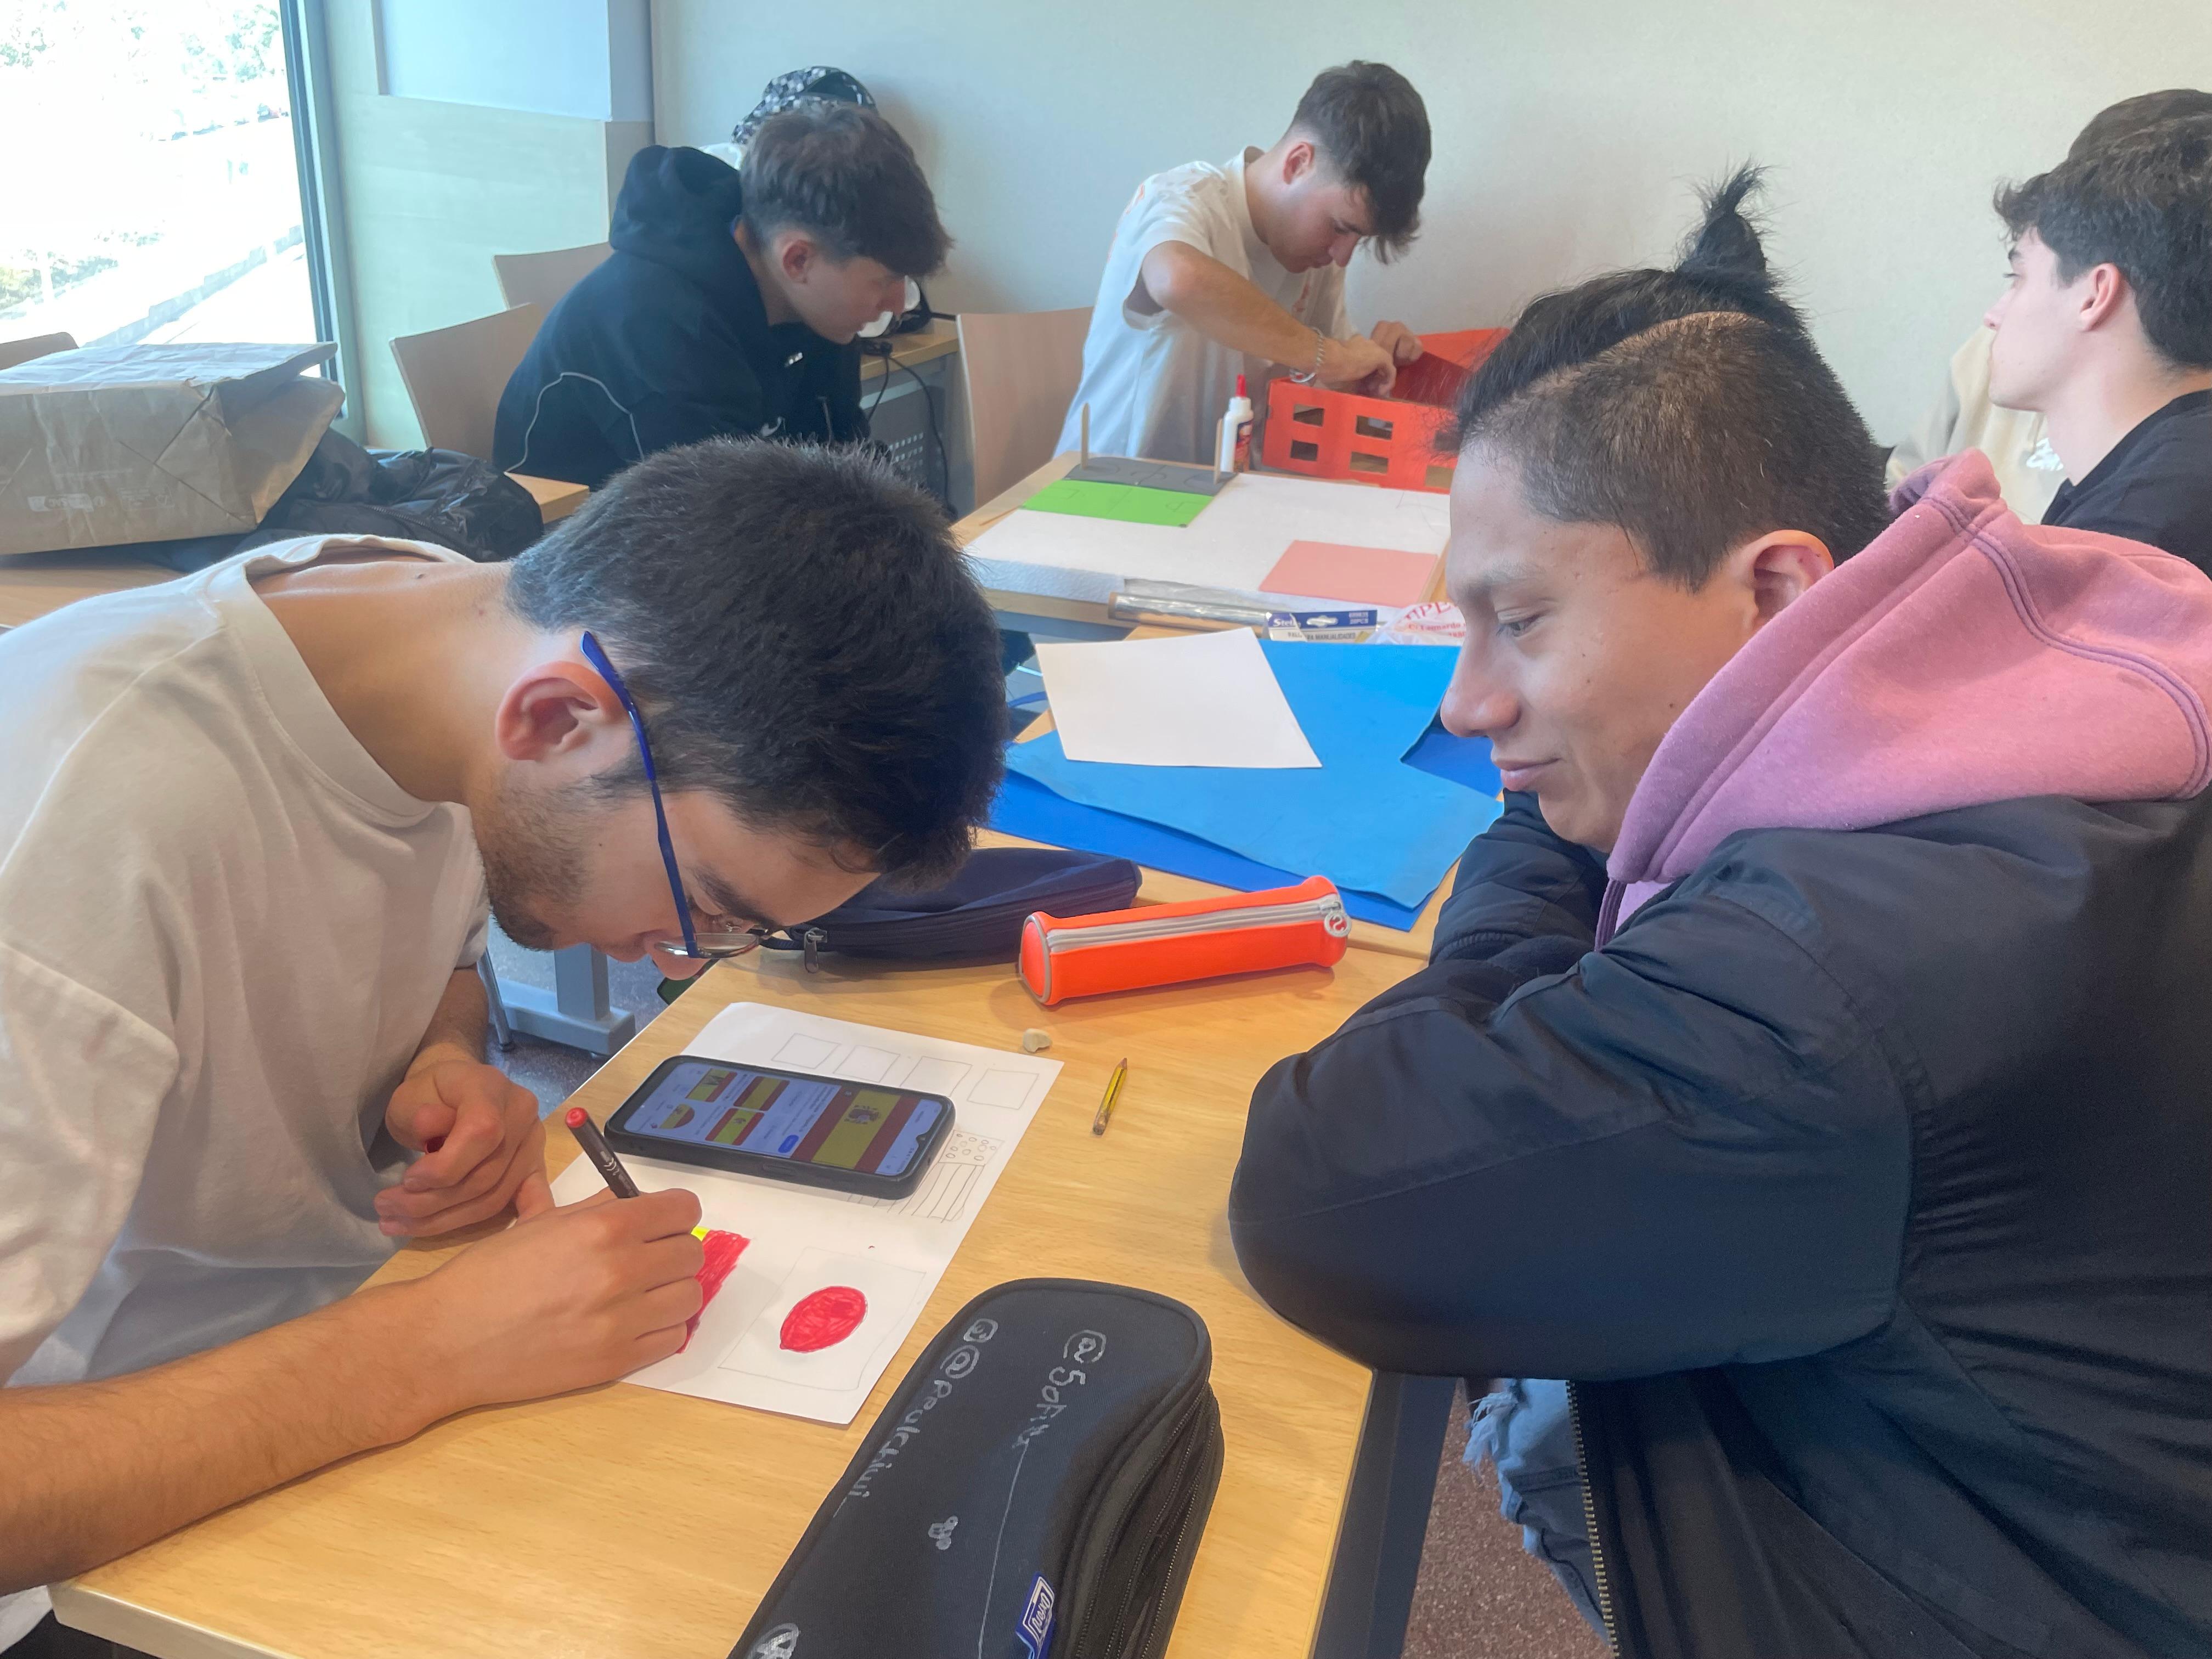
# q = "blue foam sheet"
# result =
<box><xmin>990</xmin><ymin>771</ymin><xmax>1429</xmax><ymax>929</ymax></box>
<box><xmin>1002</xmin><ymin>642</ymin><xmax>1502</xmax><ymax>912</ymax></box>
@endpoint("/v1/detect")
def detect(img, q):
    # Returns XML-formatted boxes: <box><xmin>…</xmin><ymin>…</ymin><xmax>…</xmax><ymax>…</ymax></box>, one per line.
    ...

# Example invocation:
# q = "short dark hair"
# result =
<box><xmin>740</xmin><ymin>101</ymin><xmax>951</xmax><ymax>278</ymax></box>
<box><xmin>1454</xmin><ymin>167</ymin><xmax>1891</xmax><ymax>588</ymax></box>
<box><xmin>2068</xmin><ymin>88</ymin><xmax>2212</xmax><ymax>161</ymax></box>
<box><xmin>1289</xmin><ymin>61</ymin><xmax>1430</xmax><ymax>257</ymax></box>
<box><xmin>1996</xmin><ymin>114</ymin><xmax>2212</xmax><ymax>371</ymax></box>
<box><xmin>506</xmin><ymin>441</ymin><xmax>1006</xmax><ymax>883</ymax></box>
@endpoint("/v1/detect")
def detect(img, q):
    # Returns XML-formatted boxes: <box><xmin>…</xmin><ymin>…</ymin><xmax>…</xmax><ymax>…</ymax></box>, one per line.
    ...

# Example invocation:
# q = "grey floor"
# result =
<box><xmin>1404</xmin><ymin>1385</ymin><xmax>1609</xmax><ymax>1658</ymax></box>
<box><xmin>482</xmin><ymin>928</ymin><xmax>668</xmax><ymax>1114</ymax></box>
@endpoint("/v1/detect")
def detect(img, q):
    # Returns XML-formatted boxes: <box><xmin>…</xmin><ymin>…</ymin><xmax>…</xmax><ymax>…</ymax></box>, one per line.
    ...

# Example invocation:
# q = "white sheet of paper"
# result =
<box><xmin>964</xmin><ymin>469</ymin><xmax>1452</xmax><ymax>610</ymax></box>
<box><xmin>1034</xmin><ymin>627</ymin><xmax>1321</xmax><ymax>768</ymax></box>
<box><xmin>549</xmin><ymin>1002</ymin><xmax>1062</xmax><ymax>1424</ymax></box>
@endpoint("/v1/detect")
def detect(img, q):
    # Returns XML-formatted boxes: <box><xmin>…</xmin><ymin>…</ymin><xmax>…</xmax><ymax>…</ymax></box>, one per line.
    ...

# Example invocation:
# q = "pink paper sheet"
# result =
<box><xmin>1261</xmin><ymin>540</ymin><xmax>1441</xmax><ymax>607</ymax></box>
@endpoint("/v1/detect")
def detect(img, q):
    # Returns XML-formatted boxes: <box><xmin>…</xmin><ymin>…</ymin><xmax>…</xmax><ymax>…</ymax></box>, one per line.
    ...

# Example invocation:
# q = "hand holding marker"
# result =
<box><xmin>566</xmin><ymin>1106</ymin><xmax>641</xmax><ymax>1197</ymax></box>
<box><xmin>566</xmin><ymin>1106</ymin><xmax>709</xmax><ymax>1239</ymax></box>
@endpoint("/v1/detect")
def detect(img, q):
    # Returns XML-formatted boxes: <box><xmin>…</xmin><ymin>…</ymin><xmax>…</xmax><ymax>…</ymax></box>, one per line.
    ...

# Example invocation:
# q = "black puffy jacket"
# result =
<box><xmin>1231</xmin><ymin>790</ymin><xmax>2212</xmax><ymax>1657</ymax></box>
<box><xmin>493</xmin><ymin>145</ymin><xmax>864</xmax><ymax>489</ymax></box>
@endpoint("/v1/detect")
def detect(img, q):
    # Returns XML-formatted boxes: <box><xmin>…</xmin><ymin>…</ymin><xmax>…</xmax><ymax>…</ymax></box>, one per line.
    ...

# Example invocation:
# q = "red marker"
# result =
<box><xmin>566</xmin><ymin>1106</ymin><xmax>640</xmax><ymax>1198</ymax></box>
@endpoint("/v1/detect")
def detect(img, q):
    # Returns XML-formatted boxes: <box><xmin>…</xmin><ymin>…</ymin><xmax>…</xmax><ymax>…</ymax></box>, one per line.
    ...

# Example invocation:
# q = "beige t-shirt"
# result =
<box><xmin>1059</xmin><ymin>149</ymin><xmax>1354</xmax><ymax>465</ymax></box>
<box><xmin>1887</xmin><ymin>326</ymin><xmax>2068</xmax><ymax>522</ymax></box>
<box><xmin>0</xmin><ymin>537</ymin><xmax>488</xmax><ymax>1647</ymax></box>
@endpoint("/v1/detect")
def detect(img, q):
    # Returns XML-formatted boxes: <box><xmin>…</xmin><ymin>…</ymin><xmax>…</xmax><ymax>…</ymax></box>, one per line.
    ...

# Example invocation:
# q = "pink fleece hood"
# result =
<box><xmin>1601</xmin><ymin>450</ymin><xmax>2212</xmax><ymax>938</ymax></box>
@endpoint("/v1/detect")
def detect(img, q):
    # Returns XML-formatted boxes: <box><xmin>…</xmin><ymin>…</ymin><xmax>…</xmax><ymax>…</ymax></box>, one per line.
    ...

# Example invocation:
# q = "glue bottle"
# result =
<box><xmin>1219</xmin><ymin>373</ymin><xmax>1254</xmax><ymax>472</ymax></box>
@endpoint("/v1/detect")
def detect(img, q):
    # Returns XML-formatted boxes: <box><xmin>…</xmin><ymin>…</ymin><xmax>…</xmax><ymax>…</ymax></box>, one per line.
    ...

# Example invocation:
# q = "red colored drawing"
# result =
<box><xmin>680</xmin><ymin>1228</ymin><xmax>751</xmax><ymax>1351</ymax></box>
<box><xmin>780</xmin><ymin>1285</ymin><xmax>868</xmax><ymax>1352</ymax></box>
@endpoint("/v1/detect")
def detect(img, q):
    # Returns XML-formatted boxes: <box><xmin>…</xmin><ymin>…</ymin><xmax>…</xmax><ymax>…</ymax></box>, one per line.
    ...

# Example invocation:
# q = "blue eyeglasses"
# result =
<box><xmin>580</xmin><ymin>631</ymin><xmax>769</xmax><ymax>968</ymax></box>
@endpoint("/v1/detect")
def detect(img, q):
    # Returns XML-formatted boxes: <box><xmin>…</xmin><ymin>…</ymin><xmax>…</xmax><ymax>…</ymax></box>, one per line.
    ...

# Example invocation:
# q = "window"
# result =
<box><xmin>1</xmin><ymin>2</ymin><xmax>322</xmax><ymax>351</ymax></box>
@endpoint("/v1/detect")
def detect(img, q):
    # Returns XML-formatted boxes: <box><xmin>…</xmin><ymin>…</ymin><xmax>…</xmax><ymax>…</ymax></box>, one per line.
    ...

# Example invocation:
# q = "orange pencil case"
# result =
<box><xmin>1018</xmin><ymin>876</ymin><xmax>1351</xmax><ymax>1005</ymax></box>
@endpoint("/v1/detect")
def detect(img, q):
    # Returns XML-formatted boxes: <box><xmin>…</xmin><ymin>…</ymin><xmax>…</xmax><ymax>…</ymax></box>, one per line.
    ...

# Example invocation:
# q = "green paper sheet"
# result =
<box><xmin>1022</xmin><ymin>477</ymin><xmax>1214</xmax><ymax>527</ymax></box>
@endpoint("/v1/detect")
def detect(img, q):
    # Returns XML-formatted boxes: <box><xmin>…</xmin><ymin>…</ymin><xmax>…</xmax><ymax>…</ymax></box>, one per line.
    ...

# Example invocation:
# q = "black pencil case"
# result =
<box><xmin>761</xmin><ymin>848</ymin><xmax>1142</xmax><ymax>968</ymax></box>
<box><xmin>730</xmin><ymin>1279</ymin><xmax>1224</xmax><ymax>1659</ymax></box>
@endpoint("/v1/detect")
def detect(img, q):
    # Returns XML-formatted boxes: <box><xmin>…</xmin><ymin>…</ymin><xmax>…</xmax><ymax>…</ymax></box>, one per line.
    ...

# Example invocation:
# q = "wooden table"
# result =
<box><xmin>954</xmin><ymin>465</ymin><xmax>1461</xmax><ymax>961</ymax></box>
<box><xmin>0</xmin><ymin>471</ymin><xmax>588</xmax><ymax>633</ymax></box>
<box><xmin>58</xmin><ymin>944</ymin><xmax>1446</xmax><ymax>1659</ymax></box>
<box><xmin>511</xmin><ymin>470</ymin><xmax>589</xmax><ymax>522</ymax></box>
<box><xmin>860</xmin><ymin>317</ymin><xmax>959</xmax><ymax>381</ymax></box>
<box><xmin>956</xmin><ymin>451</ymin><xmax>1453</xmax><ymax>639</ymax></box>
<box><xmin>0</xmin><ymin>552</ymin><xmax>173</xmax><ymax>630</ymax></box>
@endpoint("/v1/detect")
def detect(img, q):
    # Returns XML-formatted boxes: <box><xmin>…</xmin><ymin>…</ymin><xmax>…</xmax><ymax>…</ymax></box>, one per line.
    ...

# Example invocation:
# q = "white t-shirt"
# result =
<box><xmin>1058</xmin><ymin>149</ymin><xmax>1353</xmax><ymax>465</ymax></box>
<box><xmin>0</xmin><ymin>537</ymin><xmax>488</xmax><ymax>1648</ymax></box>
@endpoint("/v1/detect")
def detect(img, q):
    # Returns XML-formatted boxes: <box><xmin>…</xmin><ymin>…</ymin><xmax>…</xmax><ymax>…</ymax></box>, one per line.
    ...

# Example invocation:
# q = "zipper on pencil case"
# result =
<box><xmin>1042</xmin><ymin>894</ymin><xmax>1347</xmax><ymax>953</ymax></box>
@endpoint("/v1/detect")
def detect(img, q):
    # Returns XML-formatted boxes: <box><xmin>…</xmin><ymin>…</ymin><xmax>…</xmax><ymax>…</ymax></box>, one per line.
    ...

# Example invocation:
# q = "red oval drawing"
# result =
<box><xmin>679</xmin><ymin>1229</ymin><xmax>751</xmax><ymax>1352</ymax></box>
<box><xmin>781</xmin><ymin>1285</ymin><xmax>868</xmax><ymax>1352</ymax></box>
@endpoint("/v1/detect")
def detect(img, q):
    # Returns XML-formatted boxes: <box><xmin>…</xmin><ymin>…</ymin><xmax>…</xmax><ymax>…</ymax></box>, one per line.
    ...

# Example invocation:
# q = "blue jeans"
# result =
<box><xmin>1466</xmin><ymin>1379</ymin><xmax>1606</xmax><ymax>1635</ymax></box>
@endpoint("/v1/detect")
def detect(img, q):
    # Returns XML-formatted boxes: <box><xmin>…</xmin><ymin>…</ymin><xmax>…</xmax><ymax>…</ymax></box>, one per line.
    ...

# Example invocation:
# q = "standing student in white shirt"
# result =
<box><xmin>0</xmin><ymin>441</ymin><xmax>1008</xmax><ymax>1655</ymax></box>
<box><xmin>1059</xmin><ymin>61</ymin><xmax>1432</xmax><ymax>465</ymax></box>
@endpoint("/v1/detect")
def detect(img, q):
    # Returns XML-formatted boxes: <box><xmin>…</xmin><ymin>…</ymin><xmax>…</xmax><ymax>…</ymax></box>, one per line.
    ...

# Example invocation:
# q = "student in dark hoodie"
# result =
<box><xmin>494</xmin><ymin>103</ymin><xmax>950</xmax><ymax>489</ymax></box>
<box><xmin>1229</xmin><ymin>172</ymin><xmax>2212</xmax><ymax>1659</ymax></box>
<box><xmin>1983</xmin><ymin>106</ymin><xmax>2212</xmax><ymax>571</ymax></box>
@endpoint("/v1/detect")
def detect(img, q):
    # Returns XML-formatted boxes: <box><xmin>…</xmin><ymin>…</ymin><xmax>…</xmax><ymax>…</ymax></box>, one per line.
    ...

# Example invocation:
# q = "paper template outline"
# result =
<box><xmin>718</xmin><ymin>1249</ymin><xmax>928</xmax><ymax>1393</ymax></box>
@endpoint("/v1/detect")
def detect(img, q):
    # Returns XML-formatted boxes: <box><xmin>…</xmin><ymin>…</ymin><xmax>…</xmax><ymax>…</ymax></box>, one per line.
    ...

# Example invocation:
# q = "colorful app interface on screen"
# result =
<box><xmin>628</xmin><ymin>1060</ymin><xmax>944</xmax><ymax>1177</ymax></box>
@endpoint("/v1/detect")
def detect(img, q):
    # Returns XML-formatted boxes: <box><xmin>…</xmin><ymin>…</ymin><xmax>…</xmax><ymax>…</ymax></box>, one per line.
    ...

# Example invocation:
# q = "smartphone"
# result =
<box><xmin>604</xmin><ymin>1054</ymin><xmax>955</xmax><ymax>1198</ymax></box>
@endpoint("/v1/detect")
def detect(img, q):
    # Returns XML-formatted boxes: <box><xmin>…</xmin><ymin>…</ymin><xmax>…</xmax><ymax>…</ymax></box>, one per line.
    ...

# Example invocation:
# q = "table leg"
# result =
<box><xmin>495</xmin><ymin>943</ymin><xmax>638</xmax><ymax>1058</ymax></box>
<box><xmin>1311</xmin><ymin>1372</ymin><xmax>1455</xmax><ymax>1659</ymax></box>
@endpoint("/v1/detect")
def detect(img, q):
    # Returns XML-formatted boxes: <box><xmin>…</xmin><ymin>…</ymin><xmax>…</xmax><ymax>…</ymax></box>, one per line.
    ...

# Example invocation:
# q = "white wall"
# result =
<box><xmin>324</xmin><ymin>0</ymin><xmax>652</xmax><ymax>445</ymax></box>
<box><xmin>652</xmin><ymin>0</ymin><xmax>2212</xmax><ymax>438</ymax></box>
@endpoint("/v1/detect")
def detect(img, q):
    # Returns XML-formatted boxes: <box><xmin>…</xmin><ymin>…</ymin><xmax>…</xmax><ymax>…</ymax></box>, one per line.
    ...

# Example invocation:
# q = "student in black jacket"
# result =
<box><xmin>1230</xmin><ymin>175</ymin><xmax>2212</xmax><ymax>1658</ymax></box>
<box><xmin>495</xmin><ymin>103</ymin><xmax>950</xmax><ymax>489</ymax></box>
<box><xmin>1983</xmin><ymin>109</ymin><xmax>2212</xmax><ymax>568</ymax></box>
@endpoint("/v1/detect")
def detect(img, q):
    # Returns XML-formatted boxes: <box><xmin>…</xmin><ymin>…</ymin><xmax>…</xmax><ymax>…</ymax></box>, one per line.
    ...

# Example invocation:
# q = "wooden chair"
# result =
<box><xmin>388</xmin><ymin>303</ymin><xmax>545</xmax><ymax>459</ymax></box>
<box><xmin>493</xmin><ymin>242</ymin><xmax>612</xmax><ymax>313</ymax></box>
<box><xmin>0</xmin><ymin>331</ymin><xmax>77</xmax><ymax>372</ymax></box>
<box><xmin>956</xmin><ymin>307</ymin><xmax>1092</xmax><ymax>505</ymax></box>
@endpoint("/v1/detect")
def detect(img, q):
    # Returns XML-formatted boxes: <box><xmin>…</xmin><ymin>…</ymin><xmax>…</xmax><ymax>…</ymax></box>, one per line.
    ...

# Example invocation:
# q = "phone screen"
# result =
<box><xmin>619</xmin><ymin>1058</ymin><xmax>946</xmax><ymax>1179</ymax></box>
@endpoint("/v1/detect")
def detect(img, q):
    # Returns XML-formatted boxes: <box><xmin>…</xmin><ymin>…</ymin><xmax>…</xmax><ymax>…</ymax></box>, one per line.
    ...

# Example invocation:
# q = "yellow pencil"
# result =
<box><xmin>1092</xmin><ymin>1057</ymin><xmax>1128</xmax><ymax>1136</ymax></box>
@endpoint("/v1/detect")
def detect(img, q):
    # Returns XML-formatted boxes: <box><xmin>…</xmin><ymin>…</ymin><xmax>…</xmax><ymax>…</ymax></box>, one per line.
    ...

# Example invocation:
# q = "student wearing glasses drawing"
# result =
<box><xmin>0</xmin><ymin>440</ymin><xmax>1006</xmax><ymax>1648</ymax></box>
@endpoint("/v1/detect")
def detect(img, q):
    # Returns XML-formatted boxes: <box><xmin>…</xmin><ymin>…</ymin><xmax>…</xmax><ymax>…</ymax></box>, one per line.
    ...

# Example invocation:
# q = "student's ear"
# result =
<box><xmin>2076</xmin><ymin>262</ymin><xmax>2131</xmax><ymax>334</ymax></box>
<box><xmin>1734</xmin><ymin>530</ymin><xmax>1835</xmax><ymax>628</ymax></box>
<box><xmin>495</xmin><ymin>660</ymin><xmax>628</xmax><ymax>765</ymax></box>
<box><xmin>1280</xmin><ymin>138</ymin><xmax>1317</xmax><ymax>186</ymax></box>
<box><xmin>777</xmin><ymin>231</ymin><xmax>817</xmax><ymax>286</ymax></box>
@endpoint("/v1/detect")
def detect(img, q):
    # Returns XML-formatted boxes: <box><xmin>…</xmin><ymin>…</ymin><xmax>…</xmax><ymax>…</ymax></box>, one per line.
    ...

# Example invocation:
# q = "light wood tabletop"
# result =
<box><xmin>58</xmin><ymin>943</ymin><xmax>1417</xmax><ymax>1659</ymax></box>
<box><xmin>510</xmin><ymin>470</ymin><xmax>590</xmax><ymax>522</ymax></box>
<box><xmin>0</xmin><ymin>471</ymin><xmax>588</xmax><ymax>631</ymax></box>
<box><xmin>860</xmin><ymin>317</ymin><xmax>960</xmax><ymax>381</ymax></box>
<box><xmin>957</xmin><ymin>466</ymin><xmax>1460</xmax><ymax>961</ymax></box>
<box><xmin>0</xmin><ymin>552</ymin><xmax>174</xmax><ymax>630</ymax></box>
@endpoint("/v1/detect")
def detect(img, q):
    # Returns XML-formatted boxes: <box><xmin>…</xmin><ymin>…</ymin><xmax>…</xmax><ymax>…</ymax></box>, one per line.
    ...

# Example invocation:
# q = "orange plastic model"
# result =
<box><xmin>1261</xmin><ymin>327</ymin><xmax>1509</xmax><ymax>493</ymax></box>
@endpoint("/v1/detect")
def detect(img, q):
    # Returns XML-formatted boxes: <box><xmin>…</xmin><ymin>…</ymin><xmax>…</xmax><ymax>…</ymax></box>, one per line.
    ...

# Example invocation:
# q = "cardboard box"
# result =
<box><xmin>0</xmin><ymin>342</ymin><xmax>345</xmax><ymax>556</ymax></box>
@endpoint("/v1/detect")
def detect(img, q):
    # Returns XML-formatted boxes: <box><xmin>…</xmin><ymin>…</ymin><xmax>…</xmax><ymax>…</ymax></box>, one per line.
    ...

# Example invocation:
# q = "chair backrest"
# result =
<box><xmin>388</xmin><ymin>303</ymin><xmax>546</xmax><ymax>459</ymax></box>
<box><xmin>493</xmin><ymin>242</ymin><xmax>613</xmax><ymax>313</ymax></box>
<box><xmin>0</xmin><ymin>332</ymin><xmax>77</xmax><ymax>372</ymax></box>
<box><xmin>956</xmin><ymin>307</ymin><xmax>1093</xmax><ymax>504</ymax></box>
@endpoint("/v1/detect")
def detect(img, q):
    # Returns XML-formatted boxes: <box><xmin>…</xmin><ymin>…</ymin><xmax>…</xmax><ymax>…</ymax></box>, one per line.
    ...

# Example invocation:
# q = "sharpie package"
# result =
<box><xmin>730</xmin><ymin>1280</ymin><xmax>1222</xmax><ymax>1659</ymax></box>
